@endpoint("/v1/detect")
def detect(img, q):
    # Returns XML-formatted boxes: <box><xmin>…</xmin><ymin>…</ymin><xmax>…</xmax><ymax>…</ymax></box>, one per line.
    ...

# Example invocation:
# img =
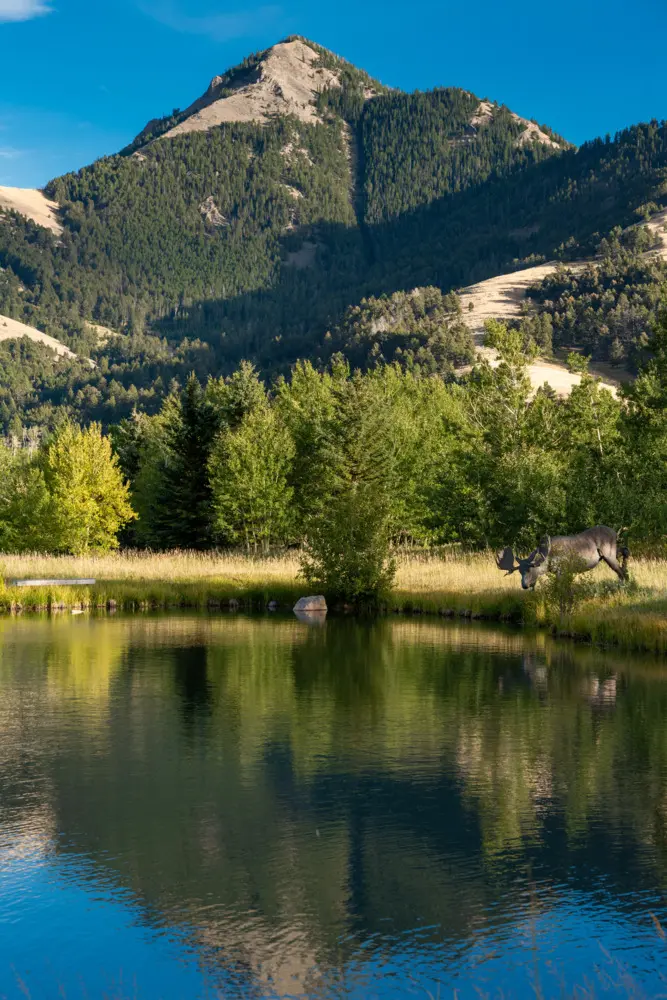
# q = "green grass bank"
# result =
<box><xmin>2</xmin><ymin>549</ymin><xmax>667</xmax><ymax>655</ymax></box>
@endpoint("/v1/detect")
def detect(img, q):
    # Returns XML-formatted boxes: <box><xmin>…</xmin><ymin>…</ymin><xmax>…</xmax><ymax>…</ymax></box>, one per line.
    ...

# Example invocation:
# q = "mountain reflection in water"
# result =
<box><xmin>1</xmin><ymin>614</ymin><xmax>667</xmax><ymax>999</ymax></box>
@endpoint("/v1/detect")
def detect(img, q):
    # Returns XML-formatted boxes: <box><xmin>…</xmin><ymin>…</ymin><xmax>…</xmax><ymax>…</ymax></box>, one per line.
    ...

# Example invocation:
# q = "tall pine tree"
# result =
<box><xmin>154</xmin><ymin>375</ymin><xmax>220</xmax><ymax>550</ymax></box>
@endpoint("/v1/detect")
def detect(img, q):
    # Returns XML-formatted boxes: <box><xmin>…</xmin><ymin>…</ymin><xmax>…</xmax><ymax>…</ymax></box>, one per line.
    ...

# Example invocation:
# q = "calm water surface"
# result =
<box><xmin>1</xmin><ymin>614</ymin><xmax>667</xmax><ymax>998</ymax></box>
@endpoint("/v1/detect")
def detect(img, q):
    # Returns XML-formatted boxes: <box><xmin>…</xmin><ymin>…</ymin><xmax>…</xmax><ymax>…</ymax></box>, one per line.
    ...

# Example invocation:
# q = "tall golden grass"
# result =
<box><xmin>0</xmin><ymin>549</ymin><xmax>304</xmax><ymax>615</ymax></box>
<box><xmin>4</xmin><ymin>547</ymin><xmax>664</xmax><ymax>590</ymax></box>
<box><xmin>0</xmin><ymin>549</ymin><xmax>302</xmax><ymax>586</ymax></box>
<box><xmin>1</xmin><ymin>548</ymin><xmax>667</xmax><ymax>652</ymax></box>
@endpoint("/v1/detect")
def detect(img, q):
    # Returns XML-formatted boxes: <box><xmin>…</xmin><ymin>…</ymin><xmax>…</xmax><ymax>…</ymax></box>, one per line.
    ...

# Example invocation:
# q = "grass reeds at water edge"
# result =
<box><xmin>2</xmin><ymin>549</ymin><xmax>667</xmax><ymax>653</ymax></box>
<box><xmin>0</xmin><ymin>550</ymin><xmax>306</xmax><ymax>616</ymax></box>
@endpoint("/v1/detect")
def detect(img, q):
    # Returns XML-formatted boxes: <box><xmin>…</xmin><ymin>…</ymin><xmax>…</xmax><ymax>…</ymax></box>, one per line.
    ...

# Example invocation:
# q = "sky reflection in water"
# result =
<box><xmin>1</xmin><ymin>614</ymin><xmax>667</xmax><ymax>998</ymax></box>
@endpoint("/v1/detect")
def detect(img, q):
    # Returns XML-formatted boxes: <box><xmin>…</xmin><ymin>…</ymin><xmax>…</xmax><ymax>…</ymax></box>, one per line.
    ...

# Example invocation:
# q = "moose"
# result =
<box><xmin>496</xmin><ymin>525</ymin><xmax>629</xmax><ymax>590</ymax></box>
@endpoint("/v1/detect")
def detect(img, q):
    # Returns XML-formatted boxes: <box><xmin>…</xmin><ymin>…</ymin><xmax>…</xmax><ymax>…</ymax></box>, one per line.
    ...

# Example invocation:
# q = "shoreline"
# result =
<box><xmin>0</xmin><ymin>549</ymin><xmax>666</xmax><ymax>654</ymax></box>
<box><xmin>2</xmin><ymin>577</ymin><xmax>667</xmax><ymax>656</ymax></box>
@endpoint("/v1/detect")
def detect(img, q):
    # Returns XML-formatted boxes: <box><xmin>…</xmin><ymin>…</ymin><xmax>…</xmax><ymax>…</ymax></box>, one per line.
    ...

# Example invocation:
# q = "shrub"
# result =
<box><xmin>300</xmin><ymin>375</ymin><xmax>396</xmax><ymax>607</ymax></box>
<box><xmin>301</xmin><ymin>488</ymin><xmax>396</xmax><ymax>607</ymax></box>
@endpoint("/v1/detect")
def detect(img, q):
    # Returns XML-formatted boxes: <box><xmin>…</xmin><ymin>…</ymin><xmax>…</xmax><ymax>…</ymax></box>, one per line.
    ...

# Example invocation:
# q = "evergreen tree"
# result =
<box><xmin>206</xmin><ymin>361</ymin><xmax>267</xmax><ymax>430</ymax></box>
<box><xmin>301</xmin><ymin>374</ymin><xmax>397</xmax><ymax>605</ymax></box>
<box><xmin>153</xmin><ymin>374</ymin><xmax>220</xmax><ymax>550</ymax></box>
<box><xmin>115</xmin><ymin>411</ymin><xmax>170</xmax><ymax>548</ymax></box>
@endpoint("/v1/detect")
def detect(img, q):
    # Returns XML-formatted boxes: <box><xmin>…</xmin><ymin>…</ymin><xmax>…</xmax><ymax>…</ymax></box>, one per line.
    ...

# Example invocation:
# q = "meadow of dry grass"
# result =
<box><xmin>6</xmin><ymin>547</ymin><xmax>665</xmax><ymax>591</ymax></box>
<box><xmin>395</xmin><ymin>548</ymin><xmax>667</xmax><ymax>598</ymax></box>
<box><xmin>0</xmin><ymin>549</ymin><xmax>303</xmax><ymax>587</ymax></box>
<box><xmin>2</xmin><ymin>548</ymin><xmax>667</xmax><ymax>652</ymax></box>
<box><xmin>0</xmin><ymin>549</ymin><xmax>305</xmax><ymax>617</ymax></box>
<box><xmin>393</xmin><ymin>550</ymin><xmax>667</xmax><ymax>652</ymax></box>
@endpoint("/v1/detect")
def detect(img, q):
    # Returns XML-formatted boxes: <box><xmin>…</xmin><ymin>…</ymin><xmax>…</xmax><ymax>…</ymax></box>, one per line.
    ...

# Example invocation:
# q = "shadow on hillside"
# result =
<box><xmin>153</xmin><ymin>132</ymin><xmax>667</xmax><ymax>376</ymax></box>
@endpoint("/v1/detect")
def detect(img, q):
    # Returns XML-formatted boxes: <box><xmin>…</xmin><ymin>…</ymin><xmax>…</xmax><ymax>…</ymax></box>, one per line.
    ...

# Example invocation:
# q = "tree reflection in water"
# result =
<box><xmin>1</xmin><ymin>614</ymin><xmax>667</xmax><ymax>998</ymax></box>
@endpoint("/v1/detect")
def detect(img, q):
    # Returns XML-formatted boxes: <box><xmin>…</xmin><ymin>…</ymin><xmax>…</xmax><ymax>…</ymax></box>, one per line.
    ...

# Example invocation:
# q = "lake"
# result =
<box><xmin>1</xmin><ymin>614</ymin><xmax>667</xmax><ymax>999</ymax></box>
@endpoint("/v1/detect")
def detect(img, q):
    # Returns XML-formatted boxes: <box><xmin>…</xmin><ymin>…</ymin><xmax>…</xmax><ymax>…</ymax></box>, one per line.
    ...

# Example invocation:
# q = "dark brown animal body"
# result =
<box><xmin>496</xmin><ymin>525</ymin><xmax>629</xmax><ymax>590</ymax></box>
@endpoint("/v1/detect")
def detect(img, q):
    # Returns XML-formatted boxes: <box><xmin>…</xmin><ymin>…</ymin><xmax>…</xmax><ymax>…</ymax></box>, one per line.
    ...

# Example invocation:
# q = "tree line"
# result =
<box><xmin>2</xmin><ymin>308</ymin><xmax>667</xmax><ymax>601</ymax></box>
<box><xmin>113</xmin><ymin>310</ymin><xmax>664</xmax><ymax>552</ymax></box>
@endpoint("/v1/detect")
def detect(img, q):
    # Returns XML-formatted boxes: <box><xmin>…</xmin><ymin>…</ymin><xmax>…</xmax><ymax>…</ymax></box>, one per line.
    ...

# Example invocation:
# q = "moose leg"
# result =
<box><xmin>600</xmin><ymin>552</ymin><xmax>627</xmax><ymax>582</ymax></box>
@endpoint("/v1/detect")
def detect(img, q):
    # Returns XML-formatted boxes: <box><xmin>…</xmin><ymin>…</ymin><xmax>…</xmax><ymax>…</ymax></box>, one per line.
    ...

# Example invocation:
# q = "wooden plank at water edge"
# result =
<box><xmin>10</xmin><ymin>579</ymin><xmax>97</xmax><ymax>587</ymax></box>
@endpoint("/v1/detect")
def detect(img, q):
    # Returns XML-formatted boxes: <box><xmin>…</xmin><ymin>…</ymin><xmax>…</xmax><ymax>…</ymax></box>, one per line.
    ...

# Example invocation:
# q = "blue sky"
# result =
<box><xmin>1</xmin><ymin>0</ymin><xmax>666</xmax><ymax>188</ymax></box>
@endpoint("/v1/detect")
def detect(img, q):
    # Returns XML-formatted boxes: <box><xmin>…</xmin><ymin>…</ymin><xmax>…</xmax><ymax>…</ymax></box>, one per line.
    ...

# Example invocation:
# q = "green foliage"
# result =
<box><xmin>0</xmin><ymin>43</ymin><xmax>665</xmax><ymax>461</ymax></box>
<box><xmin>2</xmin><ymin>47</ymin><xmax>667</xmax><ymax>576</ymax></box>
<box><xmin>306</xmin><ymin>35</ymin><xmax>388</xmax><ymax>122</ymax></box>
<box><xmin>0</xmin><ymin>447</ymin><xmax>52</xmax><ymax>553</ymax></box>
<box><xmin>335</xmin><ymin>286</ymin><xmax>475</xmax><ymax>373</ymax></box>
<box><xmin>301</xmin><ymin>495</ymin><xmax>396</xmax><ymax>607</ymax></box>
<box><xmin>423</xmin><ymin>322</ymin><xmax>633</xmax><ymax>550</ymax></box>
<box><xmin>1</xmin><ymin>47</ymin><xmax>665</xmax><ymax>432</ymax></box>
<box><xmin>8</xmin><ymin>317</ymin><xmax>667</xmax><ymax>567</ymax></box>
<box><xmin>533</xmin><ymin>552</ymin><xmax>595</xmax><ymax>617</ymax></box>
<box><xmin>299</xmin><ymin>372</ymin><xmax>397</xmax><ymax>605</ymax></box>
<box><xmin>618</xmin><ymin>307</ymin><xmax>667</xmax><ymax>539</ymax></box>
<box><xmin>40</xmin><ymin>423</ymin><xmax>136</xmax><ymax>554</ymax></box>
<box><xmin>527</xmin><ymin>229</ymin><xmax>667</xmax><ymax>370</ymax></box>
<box><xmin>274</xmin><ymin>359</ymin><xmax>342</xmax><ymax>523</ymax></box>
<box><xmin>361</xmin><ymin>89</ymin><xmax>567</xmax><ymax>225</ymax></box>
<box><xmin>566</xmin><ymin>351</ymin><xmax>591</xmax><ymax>374</ymax></box>
<box><xmin>276</xmin><ymin>358</ymin><xmax>471</xmax><ymax>547</ymax></box>
<box><xmin>515</xmin><ymin>312</ymin><xmax>554</xmax><ymax>355</ymax></box>
<box><xmin>206</xmin><ymin>360</ymin><xmax>267</xmax><ymax>429</ymax></box>
<box><xmin>485</xmin><ymin>449</ymin><xmax>567</xmax><ymax>550</ymax></box>
<box><xmin>150</xmin><ymin>375</ymin><xmax>221</xmax><ymax>550</ymax></box>
<box><xmin>124</xmin><ymin>365</ymin><xmax>269</xmax><ymax>548</ymax></box>
<box><xmin>126</xmin><ymin>413</ymin><xmax>172</xmax><ymax>548</ymax></box>
<box><xmin>209</xmin><ymin>405</ymin><xmax>295</xmax><ymax>551</ymax></box>
<box><xmin>0</xmin><ymin>425</ymin><xmax>134</xmax><ymax>555</ymax></box>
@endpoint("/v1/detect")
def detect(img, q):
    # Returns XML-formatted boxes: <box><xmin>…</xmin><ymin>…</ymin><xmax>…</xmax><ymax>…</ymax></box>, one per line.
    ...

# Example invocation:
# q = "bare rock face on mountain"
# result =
<box><xmin>161</xmin><ymin>40</ymin><xmax>342</xmax><ymax>138</ymax></box>
<box><xmin>199</xmin><ymin>196</ymin><xmax>229</xmax><ymax>228</ymax></box>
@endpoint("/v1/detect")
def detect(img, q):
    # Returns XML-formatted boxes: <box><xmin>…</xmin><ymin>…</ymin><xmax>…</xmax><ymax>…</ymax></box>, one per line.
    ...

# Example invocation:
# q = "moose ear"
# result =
<box><xmin>538</xmin><ymin>535</ymin><xmax>551</xmax><ymax>560</ymax></box>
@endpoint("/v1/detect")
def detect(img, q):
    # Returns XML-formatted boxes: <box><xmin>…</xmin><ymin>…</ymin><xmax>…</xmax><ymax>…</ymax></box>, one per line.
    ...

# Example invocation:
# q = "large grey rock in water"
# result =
<box><xmin>293</xmin><ymin>595</ymin><xmax>327</xmax><ymax>612</ymax></box>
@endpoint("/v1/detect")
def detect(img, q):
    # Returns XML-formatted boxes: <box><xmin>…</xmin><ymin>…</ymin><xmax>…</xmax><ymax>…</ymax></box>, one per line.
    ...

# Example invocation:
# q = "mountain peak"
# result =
<box><xmin>132</xmin><ymin>39</ymin><xmax>374</xmax><ymax>149</ymax></box>
<box><xmin>172</xmin><ymin>40</ymin><xmax>338</xmax><ymax>133</ymax></box>
<box><xmin>129</xmin><ymin>39</ymin><xmax>563</xmax><ymax>155</ymax></box>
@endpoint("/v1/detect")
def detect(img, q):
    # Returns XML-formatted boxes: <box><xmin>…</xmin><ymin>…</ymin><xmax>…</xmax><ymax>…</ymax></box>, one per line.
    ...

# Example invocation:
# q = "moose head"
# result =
<box><xmin>496</xmin><ymin>537</ymin><xmax>552</xmax><ymax>590</ymax></box>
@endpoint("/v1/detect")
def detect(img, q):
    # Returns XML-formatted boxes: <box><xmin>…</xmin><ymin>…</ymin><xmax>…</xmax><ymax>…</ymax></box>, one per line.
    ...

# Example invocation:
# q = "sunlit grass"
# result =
<box><xmin>0</xmin><ymin>550</ymin><xmax>304</xmax><ymax>615</ymax></box>
<box><xmin>0</xmin><ymin>549</ymin><xmax>303</xmax><ymax>585</ymax></box>
<box><xmin>395</xmin><ymin>548</ymin><xmax>519</xmax><ymax>593</ymax></box>
<box><xmin>1</xmin><ymin>548</ymin><xmax>667</xmax><ymax>652</ymax></box>
<box><xmin>3</xmin><ymin>546</ymin><xmax>666</xmax><ymax>595</ymax></box>
<box><xmin>395</xmin><ymin>548</ymin><xmax>667</xmax><ymax>597</ymax></box>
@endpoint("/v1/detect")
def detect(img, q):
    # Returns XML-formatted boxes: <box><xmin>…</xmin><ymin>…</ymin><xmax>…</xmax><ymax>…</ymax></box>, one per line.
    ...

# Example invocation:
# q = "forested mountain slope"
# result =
<box><xmin>0</xmin><ymin>37</ymin><xmax>665</xmax><ymax>431</ymax></box>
